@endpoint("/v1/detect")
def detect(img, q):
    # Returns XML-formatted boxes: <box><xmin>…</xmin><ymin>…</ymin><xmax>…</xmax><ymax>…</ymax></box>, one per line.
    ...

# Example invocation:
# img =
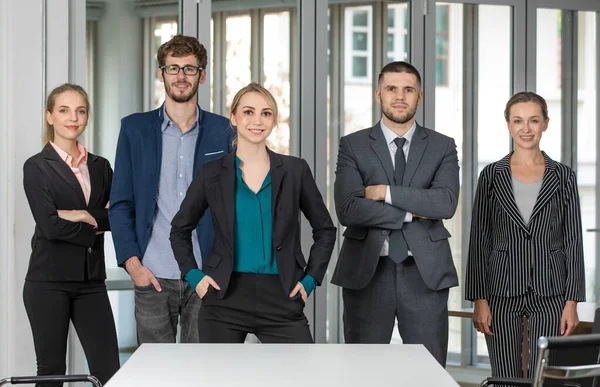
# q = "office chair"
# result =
<box><xmin>480</xmin><ymin>332</ymin><xmax>600</xmax><ymax>387</ymax></box>
<box><xmin>0</xmin><ymin>374</ymin><xmax>101</xmax><ymax>386</ymax></box>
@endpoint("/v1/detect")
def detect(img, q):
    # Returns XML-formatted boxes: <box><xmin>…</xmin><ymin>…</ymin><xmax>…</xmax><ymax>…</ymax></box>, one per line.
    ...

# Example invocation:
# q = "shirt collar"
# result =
<box><xmin>50</xmin><ymin>141</ymin><xmax>88</xmax><ymax>166</ymax></box>
<box><xmin>161</xmin><ymin>104</ymin><xmax>200</xmax><ymax>133</ymax></box>
<box><xmin>380</xmin><ymin>119</ymin><xmax>417</xmax><ymax>147</ymax></box>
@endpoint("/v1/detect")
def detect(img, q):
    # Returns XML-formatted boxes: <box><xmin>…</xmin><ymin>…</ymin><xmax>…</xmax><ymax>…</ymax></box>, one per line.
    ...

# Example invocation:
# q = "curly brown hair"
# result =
<box><xmin>157</xmin><ymin>34</ymin><xmax>207</xmax><ymax>69</ymax></box>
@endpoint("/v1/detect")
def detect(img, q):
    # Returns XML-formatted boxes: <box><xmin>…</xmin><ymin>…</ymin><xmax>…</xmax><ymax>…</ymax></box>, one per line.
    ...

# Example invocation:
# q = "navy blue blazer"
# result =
<box><xmin>109</xmin><ymin>104</ymin><xmax>234</xmax><ymax>266</ymax></box>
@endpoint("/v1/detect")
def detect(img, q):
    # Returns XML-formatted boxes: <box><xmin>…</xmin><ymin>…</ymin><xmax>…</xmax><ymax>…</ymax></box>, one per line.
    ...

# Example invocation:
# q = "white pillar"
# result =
<box><xmin>0</xmin><ymin>0</ymin><xmax>44</xmax><ymax>378</ymax></box>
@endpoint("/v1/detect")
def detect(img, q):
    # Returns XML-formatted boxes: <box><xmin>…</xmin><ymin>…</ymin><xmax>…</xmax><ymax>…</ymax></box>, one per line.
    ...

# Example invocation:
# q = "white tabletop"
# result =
<box><xmin>105</xmin><ymin>343</ymin><xmax>459</xmax><ymax>387</ymax></box>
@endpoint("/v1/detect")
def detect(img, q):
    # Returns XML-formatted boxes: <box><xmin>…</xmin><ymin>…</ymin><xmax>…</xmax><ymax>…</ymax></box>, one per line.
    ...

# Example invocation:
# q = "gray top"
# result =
<box><xmin>143</xmin><ymin>105</ymin><xmax>202</xmax><ymax>279</ymax></box>
<box><xmin>512</xmin><ymin>176</ymin><xmax>543</xmax><ymax>225</ymax></box>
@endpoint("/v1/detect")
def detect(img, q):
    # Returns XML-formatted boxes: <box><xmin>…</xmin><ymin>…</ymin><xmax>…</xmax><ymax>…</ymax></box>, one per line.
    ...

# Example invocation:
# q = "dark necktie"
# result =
<box><xmin>393</xmin><ymin>137</ymin><xmax>407</xmax><ymax>185</ymax></box>
<box><xmin>389</xmin><ymin>137</ymin><xmax>408</xmax><ymax>263</ymax></box>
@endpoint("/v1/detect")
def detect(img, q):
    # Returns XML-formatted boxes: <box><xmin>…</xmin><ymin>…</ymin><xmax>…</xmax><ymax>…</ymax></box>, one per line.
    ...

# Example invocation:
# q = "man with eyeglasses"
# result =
<box><xmin>110</xmin><ymin>34</ymin><xmax>233</xmax><ymax>344</ymax></box>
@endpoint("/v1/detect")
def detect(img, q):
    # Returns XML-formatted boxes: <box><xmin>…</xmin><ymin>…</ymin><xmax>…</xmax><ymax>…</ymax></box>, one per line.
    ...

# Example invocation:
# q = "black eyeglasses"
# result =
<box><xmin>159</xmin><ymin>65</ymin><xmax>204</xmax><ymax>76</ymax></box>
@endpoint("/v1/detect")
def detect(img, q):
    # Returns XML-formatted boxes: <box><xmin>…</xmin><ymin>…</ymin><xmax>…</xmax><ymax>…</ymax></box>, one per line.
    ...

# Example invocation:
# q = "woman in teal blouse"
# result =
<box><xmin>170</xmin><ymin>82</ymin><xmax>336</xmax><ymax>342</ymax></box>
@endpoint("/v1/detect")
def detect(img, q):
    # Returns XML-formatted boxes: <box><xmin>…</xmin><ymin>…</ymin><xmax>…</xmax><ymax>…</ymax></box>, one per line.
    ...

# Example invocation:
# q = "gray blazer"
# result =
<box><xmin>331</xmin><ymin>123</ymin><xmax>460</xmax><ymax>291</ymax></box>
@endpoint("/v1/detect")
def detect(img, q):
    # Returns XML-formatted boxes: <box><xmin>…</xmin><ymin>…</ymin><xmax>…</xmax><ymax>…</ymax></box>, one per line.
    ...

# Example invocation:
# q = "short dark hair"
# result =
<box><xmin>504</xmin><ymin>92</ymin><xmax>549</xmax><ymax>122</ymax></box>
<box><xmin>157</xmin><ymin>34</ymin><xmax>207</xmax><ymax>69</ymax></box>
<box><xmin>378</xmin><ymin>61</ymin><xmax>422</xmax><ymax>88</ymax></box>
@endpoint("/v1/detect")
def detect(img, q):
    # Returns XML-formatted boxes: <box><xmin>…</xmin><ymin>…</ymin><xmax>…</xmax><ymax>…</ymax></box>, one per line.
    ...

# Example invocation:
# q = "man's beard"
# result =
<box><xmin>381</xmin><ymin>103</ymin><xmax>417</xmax><ymax>125</ymax></box>
<box><xmin>165</xmin><ymin>81</ymin><xmax>199</xmax><ymax>103</ymax></box>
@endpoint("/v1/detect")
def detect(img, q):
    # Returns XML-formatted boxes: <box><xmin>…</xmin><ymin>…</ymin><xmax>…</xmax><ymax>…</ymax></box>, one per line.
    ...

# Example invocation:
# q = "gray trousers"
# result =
<box><xmin>343</xmin><ymin>256</ymin><xmax>450</xmax><ymax>366</ymax></box>
<box><xmin>134</xmin><ymin>278</ymin><xmax>202</xmax><ymax>343</ymax></box>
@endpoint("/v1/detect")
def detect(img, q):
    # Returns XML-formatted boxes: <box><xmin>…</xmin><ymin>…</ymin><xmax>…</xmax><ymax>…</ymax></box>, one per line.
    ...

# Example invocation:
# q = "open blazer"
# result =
<box><xmin>170</xmin><ymin>150</ymin><xmax>337</xmax><ymax>298</ymax></box>
<box><xmin>465</xmin><ymin>152</ymin><xmax>585</xmax><ymax>302</ymax></box>
<box><xmin>23</xmin><ymin>143</ymin><xmax>113</xmax><ymax>281</ymax></box>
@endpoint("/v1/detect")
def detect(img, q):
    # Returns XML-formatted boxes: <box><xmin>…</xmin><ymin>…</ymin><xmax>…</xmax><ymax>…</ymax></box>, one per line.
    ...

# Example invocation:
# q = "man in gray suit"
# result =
<box><xmin>332</xmin><ymin>61</ymin><xmax>459</xmax><ymax>366</ymax></box>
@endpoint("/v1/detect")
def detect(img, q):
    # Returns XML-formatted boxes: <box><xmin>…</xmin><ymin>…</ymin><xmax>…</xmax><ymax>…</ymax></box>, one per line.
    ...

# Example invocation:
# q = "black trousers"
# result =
<box><xmin>23</xmin><ymin>280</ymin><xmax>120</xmax><ymax>387</ymax></box>
<box><xmin>198</xmin><ymin>272</ymin><xmax>313</xmax><ymax>343</ymax></box>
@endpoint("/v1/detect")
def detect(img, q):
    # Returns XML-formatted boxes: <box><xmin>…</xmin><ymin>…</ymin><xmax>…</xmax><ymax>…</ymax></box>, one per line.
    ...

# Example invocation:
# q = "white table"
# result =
<box><xmin>105</xmin><ymin>343</ymin><xmax>459</xmax><ymax>387</ymax></box>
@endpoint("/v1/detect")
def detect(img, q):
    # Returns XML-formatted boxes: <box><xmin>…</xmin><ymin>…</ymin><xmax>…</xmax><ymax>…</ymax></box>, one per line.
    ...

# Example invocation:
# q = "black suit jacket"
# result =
<box><xmin>170</xmin><ymin>150</ymin><xmax>336</xmax><ymax>299</ymax></box>
<box><xmin>23</xmin><ymin>143</ymin><xmax>113</xmax><ymax>281</ymax></box>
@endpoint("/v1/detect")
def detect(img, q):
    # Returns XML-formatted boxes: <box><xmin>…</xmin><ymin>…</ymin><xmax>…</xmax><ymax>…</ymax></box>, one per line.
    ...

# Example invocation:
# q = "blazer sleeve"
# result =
<box><xmin>299</xmin><ymin>159</ymin><xmax>337</xmax><ymax>285</ymax></box>
<box><xmin>109</xmin><ymin>123</ymin><xmax>141</xmax><ymax>266</ymax></box>
<box><xmin>23</xmin><ymin>160</ymin><xmax>96</xmax><ymax>247</ymax></box>
<box><xmin>88</xmin><ymin>160</ymin><xmax>113</xmax><ymax>232</ymax></box>
<box><xmin>563</xmin><ymin>170</ymin><xmax>586</xmax><ymax>301</ymax></box>
<box><xmin>465</xmin><ymin>170</ymin><xmax>493</xmax><ymax>301</ymax></box>
<box><xmin>334</xmin><ymin>135</ymin><xmax>407</xmax><ymax>229</ymax></box>
<box><xmin>388</xmin><ymin>137</ymin><xmax>460</xmax><ymax>219</ymax></box>
<box><xmin>170</xmin><ymin>166</ymin><xmax>209</xmax><ymax>278</ymax></box>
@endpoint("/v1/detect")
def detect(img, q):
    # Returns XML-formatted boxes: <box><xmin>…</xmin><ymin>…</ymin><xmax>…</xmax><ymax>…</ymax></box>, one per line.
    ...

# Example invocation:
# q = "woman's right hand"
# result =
<box><xmin>196</xmin><ymin>275</ymin><xmax>221</xmax><ymax>299</ymax></box>
<box><xmin>473</xmin><ymin>299</ymin><xmax>493</xmax><ymax>336</ymax></box>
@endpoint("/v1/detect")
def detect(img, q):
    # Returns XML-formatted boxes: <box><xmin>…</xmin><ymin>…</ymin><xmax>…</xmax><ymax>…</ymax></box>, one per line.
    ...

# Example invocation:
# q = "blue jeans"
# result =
<box><xmin>134</xmin><ymin>278</ymin><xmax>201</xmax><ymax>343</ymax></box>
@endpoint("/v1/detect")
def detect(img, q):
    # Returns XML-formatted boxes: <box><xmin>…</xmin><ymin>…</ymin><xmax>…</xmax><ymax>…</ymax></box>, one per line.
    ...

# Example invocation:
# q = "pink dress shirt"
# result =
<box><xmin>49</xmin><ymin>141</ymin><xmax>92</xmax><ymax>204</ymax></box>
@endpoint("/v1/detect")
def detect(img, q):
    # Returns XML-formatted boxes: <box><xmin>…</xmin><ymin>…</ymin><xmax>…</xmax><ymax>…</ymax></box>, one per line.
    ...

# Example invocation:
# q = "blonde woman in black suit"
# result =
<box><xmin>465</xmin><ymin>91</ymin><xmax>585</xmax><ymax>379</ymax></box>
<box><xmin>23</xmin><ymin>84</ymin><xmax>119</xmax><ymax>386</ymax></box>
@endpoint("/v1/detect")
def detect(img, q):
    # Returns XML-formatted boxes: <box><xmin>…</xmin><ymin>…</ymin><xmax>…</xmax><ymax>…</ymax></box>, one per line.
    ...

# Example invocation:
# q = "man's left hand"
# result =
<box><xmin>365</xmin><ymin>185</ymin><xmax>387</xmax><ymax>201</ymax></box>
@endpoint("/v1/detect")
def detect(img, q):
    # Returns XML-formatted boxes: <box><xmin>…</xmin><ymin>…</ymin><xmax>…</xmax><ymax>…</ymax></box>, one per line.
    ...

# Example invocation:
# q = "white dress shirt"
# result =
<box><xmin>379</xmin><ymin>119</ymin><xmax>415</xmax><ymax>257</ymax></box>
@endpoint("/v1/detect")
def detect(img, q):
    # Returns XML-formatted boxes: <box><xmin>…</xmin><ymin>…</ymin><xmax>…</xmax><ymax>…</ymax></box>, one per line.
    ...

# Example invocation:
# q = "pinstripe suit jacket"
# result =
<box><xmin>465</xmin><ymin>152</ymin><xmax>585</xmax><ymax>302</ymax></box>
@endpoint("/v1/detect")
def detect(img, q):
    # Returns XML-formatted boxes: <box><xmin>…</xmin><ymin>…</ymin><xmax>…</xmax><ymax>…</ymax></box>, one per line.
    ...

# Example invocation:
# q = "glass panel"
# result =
<box><xmin>153</xmin><ymin>19</ymin><xmax>178</xmax><ymax>109</ymax></box>
<box><xmin>226</xmin><ymin>14</ymin><xmax>252</xmax><ymax>110</ymax></box>
<box><xmin>477</xmin><ymin>5</ymin><xmax>512</xmax><ymax>172</ymax></box>
<box><xmin>353</xmin><ymin>32</ymin><xmax>368</xmax><ymax>51</ymax></box>
<box><xmin>344</xmin><ymin>5</ymin><xmax>373</xmax><ymax>134</ymax></box>
<box><xmin>387</xmin><ymin>2</ymin><xmax>410</xmax><ymax>63</ymax></box>
<box><xmin>353</xmin><ymin>10</ymin><xmax>368</xmax><ymax>26</ymax></box>
<box><xmin>433</xmin><ymin>0</ymin><xmax>463</xmax><ymax>363</ymax></box>
<box><xmin>352</xmin><ymin>56</ymin><xmax>368</xmax><ymax>77</ymax></box>
<box><xmin>475</xmin><ymin>4</ymin><xmax>513</xmax><ymax>365</ymax></box>
<box><xmin>577</xmin><ymin>11</ymin><xmax>597</xmax><ymax>302</ymax></box>
<box><xmin>263</xmin><ymin>11</ymin><xmax>291</xmax><ymax>155</ymax></box>
<box><xmin>536</xmin><ymin>9</ymin><xmax>562</xmax><ymax>160</ymax></box>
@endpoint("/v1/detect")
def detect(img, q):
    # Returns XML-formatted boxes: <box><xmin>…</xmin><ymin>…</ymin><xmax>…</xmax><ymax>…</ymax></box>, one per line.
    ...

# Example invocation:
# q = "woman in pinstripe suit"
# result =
<box><xmin>465</xmin><ymin>91</ymin><xmax>585</xmax><ymax>380</ymax></box>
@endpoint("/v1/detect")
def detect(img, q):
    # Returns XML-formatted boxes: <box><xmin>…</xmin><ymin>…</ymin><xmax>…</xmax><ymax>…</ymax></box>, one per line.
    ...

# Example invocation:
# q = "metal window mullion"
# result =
<box><xmin>595</xmin><ymin>10</ymin><xmax>600</xmax><ymax>304</ymax></box>
<box><xmin>212</xmin><ymin>12</ymin><xmax>225</xmax><ymax>116</ymax></box>
<box><xmin>372</xmin><ymin>1</ymin><xmax>385</xmax><ymax>122</ymax></box>
<box><xmin>289</xmin><ymin>5</ymin><xmax>299</xmax><ymax>157</ymax></box>
<box><xmin>422</xmin><ymin>0</ymin><xmax>435</xmax><ymax>129</ymax></box>
<box><xmin>410</xmin><ymin>0</ymin><xmax>425</xmax><ymax>125</ymax></box>
<box><xmin>251</xmin><ymin>9</ymin><xmax>264</xmax><ymax>84</ymax></box>
<box><xmin>461</xmin><ymin>3</ymin><xmax>478</xmax><ymax>368</ymax></box>
<box><xmin>560</xmin><ymin>10</ymin><xmax>577</xmax><ymax>168</ymax></box>
<box><xmin>328</xmin><ymin>3</ymin><xmax>344</xmax><ymax>343</ymax></box>
<box><xmin>511</xmin><ymin>1</ymin><xmax>527</xmax><ymax>153</ymax></box>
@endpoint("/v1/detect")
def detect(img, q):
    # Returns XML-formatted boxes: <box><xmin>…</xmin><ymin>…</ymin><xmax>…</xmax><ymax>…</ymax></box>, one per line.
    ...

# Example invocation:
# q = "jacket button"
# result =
<box><xmin>87</xmin><ymin>247</ymin><xmax>92</xmax><ymax>253</ymax></box>
<box><xmin>276</xmin><ymin>246</ymin><xmax>282</xmax><ymax>251</ymax></box>
<box><xmin>526</xmin><ymin>235</ymin><xmax>531</xmax><ymax>241</ymax></box>
<box><xmin>381</xmin><ymin>230</ymin><xmax>388</xmax><ymax>236</ymax></box>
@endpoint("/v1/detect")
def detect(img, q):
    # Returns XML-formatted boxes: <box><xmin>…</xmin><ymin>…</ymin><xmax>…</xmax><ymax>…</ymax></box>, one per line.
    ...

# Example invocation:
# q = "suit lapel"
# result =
<box><xmin>493</xmin><ymin>154</ymin><xmax>529</xmax><ymax>233</ymax></box>
<box><xmin>42</xmin><ymin>144</ymin><xmax>86</xmax><ymax>207</ymax></box>
<box><xmin>87</xmin><ymin>153</ymin><xmax>103</xmax><ymax>208</ymax></box>
<box><xmin>403</xmin><ymin>125</ymin><xmax>428</xmax><ymax>186</ymax></box>
<box><xmin>369</xmin><ymin>124</ymin><xmax>395</xmax><ymax>185</ymax></box>
<box><xmin>220</xmin><ymin>152</ymin><xmax>236</xmax><ymax>242</ymax></box>
<box><xmin>529</xmin><ymin>153</ymin><xmax>559</xmax><ymax>223</ymax></box>
<box><xmin>269</xmin><ymin>150</ymin><xmax>285</xmax><ymax>226</ymax></box>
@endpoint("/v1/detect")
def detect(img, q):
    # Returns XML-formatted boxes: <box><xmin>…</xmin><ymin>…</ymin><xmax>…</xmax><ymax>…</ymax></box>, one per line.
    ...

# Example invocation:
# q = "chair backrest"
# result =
<box><xmin>533</xmin><ymin>334</ymin><xmax>600</xmax><ymax>387</ymax></box>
